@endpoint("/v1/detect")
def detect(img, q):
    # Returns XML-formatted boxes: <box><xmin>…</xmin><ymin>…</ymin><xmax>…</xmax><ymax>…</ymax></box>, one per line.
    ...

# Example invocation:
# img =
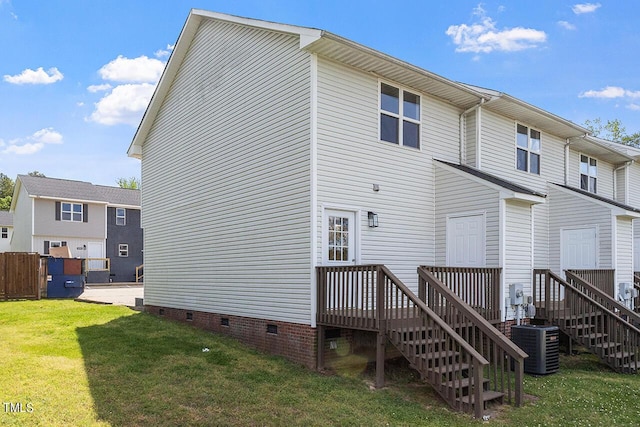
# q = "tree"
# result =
<box><xmin>28</xmin><ymin>171</ymin><xmax>46</xmax><ymax>177</ymax></box>
<box><xmin>117</xmin><ymin>177</ymin><xmax>140</xmax><ymax>189</ymax></box>
<box><xmin>0</xmin><ymin>173</ymin><xmax>14</xmax><ymax>211</ymax></box>
<box><xmin>584</xmin><ymin>118</ymin><xmax>640</xmax><ymax>147</ymax></box>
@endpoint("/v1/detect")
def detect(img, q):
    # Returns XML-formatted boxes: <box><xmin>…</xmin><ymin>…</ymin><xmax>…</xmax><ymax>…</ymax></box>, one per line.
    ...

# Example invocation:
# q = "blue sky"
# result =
<box><xmin>1</xmin><ymin>1</ymin><xmax>638</xmax><ymax>186</ymax></box>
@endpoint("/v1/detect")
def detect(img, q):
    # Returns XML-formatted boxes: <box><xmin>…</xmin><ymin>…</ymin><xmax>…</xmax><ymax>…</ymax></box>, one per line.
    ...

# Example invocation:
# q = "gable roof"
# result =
<box><xmin>0</xmin><ymin>211</ymin><xmax>12</xmax><ymax>227</ymax></box>
<box><xmin>128</xmin><ymin>9</ymin><xmax>490</xmax><ymax>158</ymax></box>
<box><xmin>435</xmin><ymin>160</ymin><xmax>547</xmax><ymax>202</ymax></box>
<box><xmin>13</xmin><ymin>175</ymin><xmax>140</xmax><ymax>208</ymax></box>
<box><xmin>552</xmin><ymin>183</ymin><xmax>640</xmax><ymax>215</ymax></box>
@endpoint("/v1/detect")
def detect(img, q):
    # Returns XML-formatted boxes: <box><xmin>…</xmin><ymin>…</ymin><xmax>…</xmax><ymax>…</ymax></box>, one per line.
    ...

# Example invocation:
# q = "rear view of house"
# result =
<box><xmin>9</xmin><ymin>175</ymin><xmax>142</xmax><ymax>282</ymax></box>
<box><xmin>129</xmin><ymin>9</ymin><xmax>640</xmax><ymax>417</ymax></box>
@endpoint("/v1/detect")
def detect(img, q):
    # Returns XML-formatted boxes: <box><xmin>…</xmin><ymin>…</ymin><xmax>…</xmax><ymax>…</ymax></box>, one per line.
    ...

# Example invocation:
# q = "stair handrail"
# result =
<box><xmin>534</xmin><ymin>269</ymin><xmax>640</xmax><ymax>373</ymax></box>
<box><xmin>379</xmin><ymin>265</ymin><xmax>489</xmax><ymax>418</ymax></box>
<box><xmin>418</xmin><ymin>267</ymin><xmax>527</xmax><ymax>406</ymax></box>
<box><xmin>565</xmin><ymin>270</ymin><xmax>640</xmax><ymax>324</ymax></box>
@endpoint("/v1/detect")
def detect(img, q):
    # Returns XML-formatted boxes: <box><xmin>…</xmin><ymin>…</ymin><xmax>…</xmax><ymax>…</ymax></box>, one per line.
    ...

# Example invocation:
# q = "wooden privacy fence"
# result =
<box><xmin>0</xmin><ymin>252</ymin><xmax>46</xmax><ymax>300</ymax></box>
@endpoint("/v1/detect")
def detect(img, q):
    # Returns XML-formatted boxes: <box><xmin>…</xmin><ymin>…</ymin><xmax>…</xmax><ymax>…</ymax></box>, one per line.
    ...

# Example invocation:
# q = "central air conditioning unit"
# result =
<box><xmin>511</xmin><ymin>325</ymin><xmax>560</xmax><ymax>375</ymax></box>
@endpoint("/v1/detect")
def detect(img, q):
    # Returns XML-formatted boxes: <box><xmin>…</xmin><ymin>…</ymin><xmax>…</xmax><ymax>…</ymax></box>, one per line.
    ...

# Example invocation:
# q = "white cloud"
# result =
<box><xmin>580</xmin><ymin>86</ymin><xmax>628</xmax><ymax>99</ymax></box>
<box><xmin>87</xmin><ymin>83</ymin><xmax>156</xmax><ymax>126</ymax></box>
<box><xmin>98</xmin><ymin>55</ymin><xmax>164</xmax><ymax>83</ymax></box>
<box><xmin>154</xmin><ymin>44</ymin><xmax>175</xmax><ymax>59</ymax></box>
<box><xmin>2</xmin><ymin>128</ymin><xmax>63</xmax><ymax>155</ymax></box>
<box><xmin>558</xmin><ymin>21</ymin><xmax>577</xmax><ymax>30</ymax></box>
<box><xmin>3</xmin><ymin>67</ymin><xmax>63</xmax><ymax>85</ymax></box>
<box><xmin>446</xmin><ymin>5</ymin><xmax>546</xmax><ymax>53</ymax></box>
<box><xmin>87</xmin><ymin>83</ymin><xmax>112</xmax><ymax>93</ymax></box>
<box><xmin>572</xmin><ymin>3</ymin><xmax>601</xmax><ymax>14</ymax></box>
<box><xmin>628</xmin><ymin>104</ymin><xmax>640</xmax><ymax>111</ymax></box>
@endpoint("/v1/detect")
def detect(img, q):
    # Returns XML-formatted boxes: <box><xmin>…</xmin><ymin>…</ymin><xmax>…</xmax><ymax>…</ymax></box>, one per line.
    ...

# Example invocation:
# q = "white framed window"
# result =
<box><xmin>516</xmin><ymin>124</ymin><xmax>540</xmax><ymax>174</ymax></box>
<box><xmin>580</xmin><ymin>155</ymin><xmax>597</xmax><ymax>193</ymax></box>
<box><xmin>50</xmin><ymin>241</ymin><xmax>62</xmax><ymax>248</ymax></box>
<box><xmin>61</xmin><ymin>202</ymin><xmax>83</xmax><ymax>222</ymax></box>
<box><xmin>118</xmin><ymin>244</ymin><xmax>129</xmax><ymax>257</ymax></box>
<box><xmin>380</xmin><ymin>82</ymin><xmax>421</xmax><ymax>149</ymax></box>
<box><xmin>1</xmin><ymin>227</ymin><xmax>7</xmax><ymax>239</ymax></box>
<box><xmin>116</xmin><ymin>208</ymin><xmax>126</xmax><ymax>226</ymax></box>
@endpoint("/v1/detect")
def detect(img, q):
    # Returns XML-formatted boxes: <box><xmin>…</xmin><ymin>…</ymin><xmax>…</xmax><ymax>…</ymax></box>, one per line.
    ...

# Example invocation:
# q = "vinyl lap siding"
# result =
<box><xmin>315</xmin><ymin>58</ymin><xmax>458</xmax><ymax>288</ymax></box>
<box><xmin>548</xmin><ymin>186</ymin><xmax>612</xmax><ymax>273</ymax></box>
<box><xmin>616</xmin><ymin>217</ymin><xmax>633</xmax><ymax>285</ymax></box>
<box><xmin>504</xmin><ymin>201</ymin><xmax>532</xmax><ymax>315</ymax></box>
<box><xmin>434</xmin><ymin>166</ymin><xmax>500</xmax><ymax>267</ymax></box>
<box><xmin>464</xmin><ymin>111</ymin><xmax>476</xmax><ymax>167</ymax></box>
<box><xmin>568</xmin><ymin>149</ymin><xmax>615</xmax><ymax>199</ymax></box>
<box><xmin>141</xmin><ymin>21</ymin><xmax>312</xmax><ymax>324</ymax></box>
<box><xmin>533</xmin><ymin>202</ymin><xmax>549</xmax><ymax>268</ymax></box>
<box><xmin>10</xmin><ymin>185</ymin><xmax>33</xmax><ymax>252</ymax></box>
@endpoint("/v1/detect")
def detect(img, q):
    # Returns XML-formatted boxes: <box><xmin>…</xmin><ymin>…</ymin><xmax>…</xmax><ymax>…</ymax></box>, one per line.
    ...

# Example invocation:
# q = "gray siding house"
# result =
<box><xmin>9</xmin><ymin>175</ymin><xmax>142</xmax><ymax>282</ymax></box>
<box><xmin>128</xmin><ymin>10</ymin><xmax>640</xmax><ymax>373</ymax></box>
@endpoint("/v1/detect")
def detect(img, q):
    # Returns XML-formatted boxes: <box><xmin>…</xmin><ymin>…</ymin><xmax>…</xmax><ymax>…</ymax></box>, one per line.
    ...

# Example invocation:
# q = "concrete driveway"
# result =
<box><xmin>76</xmin><ymin>283</ymin><xmax>143</xmax><ymax>307</ymax></box>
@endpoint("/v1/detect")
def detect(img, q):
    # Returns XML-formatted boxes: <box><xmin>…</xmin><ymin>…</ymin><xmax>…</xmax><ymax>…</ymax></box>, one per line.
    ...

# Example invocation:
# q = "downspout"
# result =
<box><xmin>459</xmin><ymin>99</ymin><xmax>484</xmax><ymax>165</ymax></box>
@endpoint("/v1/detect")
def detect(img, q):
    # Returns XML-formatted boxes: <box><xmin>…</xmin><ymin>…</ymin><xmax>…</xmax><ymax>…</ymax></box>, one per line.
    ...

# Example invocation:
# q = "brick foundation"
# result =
<box><xmin>146</xmin><ymin>305</ymin><xmax>317</xmax><ymax>369</ymax></box>
<box><xmin>494</xmin><ymin>318</ymin><xmax>530</xmax><ymax>339</ymax></box>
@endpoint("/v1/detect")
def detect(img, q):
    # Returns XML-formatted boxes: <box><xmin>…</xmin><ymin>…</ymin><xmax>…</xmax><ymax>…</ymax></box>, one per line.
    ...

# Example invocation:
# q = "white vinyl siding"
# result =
<box><xmin>140</xmin><ymin>21</ymin><xmax>312</xmax><ymax>324</ymax></box>
<box><xmin>34</xmin><ymin>237</ymin><xmax>102</xmax><ymax>258</ymax></box>
<box><xmin>629</xmin><ymin>163</ymin><xmax>640</xmax><ymax>209</ymax></box>
<box><xmin>615</xmin><ymin>167</ymin><xmax>627</xmax><ymax>204</ymax></box>
<box><xmin>316</xmin><ymin>58</ymin><xmax>450</xmax><ymax>289</ymax></box>
<box><xmin>434</xmin><ymin>166</ymin><xmax>500</xmax><ymax>267</ymax></box>
<box><xmin>504</xmin><ymin>201</ymin><xmax>533</xmax><ymax>311</ymax></box>
<box><xmin>616</xmin><ymin>217</ymin><xmax>634</xmax><ymax>286</ymax></box>
<box><xmin>464</xmin><ymin>110</ymin><xmax>477</xmax><ymax>167</ymax></box>
<box><xmin>548</xmin><ymin>186</ymin><xmax>613</xmax><ymax>274</ymax></box>
<box><xmin>479</xmin><ymin>110</ymin><xmax>565</xmax><ymax>194</ymax></box>
<box><xmin>533</xmin><ymin>202</ymin><xmax>549</xmax><ymax>268</ymax></box>
<box><xmin>9</xmin><ymin>184</ymin><xmax>33</xmax><ymax>252</ymax></box>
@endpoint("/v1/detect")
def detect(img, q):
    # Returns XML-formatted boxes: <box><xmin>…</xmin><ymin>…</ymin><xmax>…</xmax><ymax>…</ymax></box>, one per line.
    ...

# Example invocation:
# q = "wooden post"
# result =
<box><xmin>376</xmin><ymin>266</ymin><xmax>386</xmax><ymax>388</ymax></box>
<box><xmin>376</xmin><ymin>330</ymin><xmax>385</xmax><ymax>388</ymax></box>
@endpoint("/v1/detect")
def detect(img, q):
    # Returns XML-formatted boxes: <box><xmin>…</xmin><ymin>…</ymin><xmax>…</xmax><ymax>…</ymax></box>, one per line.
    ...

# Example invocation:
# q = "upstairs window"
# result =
<box><xmin>516</xmin><ymin>124</ymin><xmax>540</xmax><ymax>174</ymax></box>
<box><xmin>580</xmin><ymin>155</ymin><xmax>597</xmax><ymax>193</ymax></box>
<box><xmin>62</xmin><ymin>202</ymin><xmax>83</xmax><ymax>222</ymax></box>
<box><xmin>116</xmin><ymin>208</ymin><xmax>126</xmax><ymax>226</ymax></box>
<box><xmin>380</xmin><ymin>82</ymin><xmax>421</xmax><ymax>149</ymax></box>
<box><xmin>1</xmin><ymin>227</ymin><xmax>7</xmax><ymax>239</ymax></box>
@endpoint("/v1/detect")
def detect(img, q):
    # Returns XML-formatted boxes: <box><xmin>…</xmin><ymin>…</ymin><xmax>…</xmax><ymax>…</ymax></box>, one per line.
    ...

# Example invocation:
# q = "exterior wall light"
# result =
<box><xmin>368</xmin><ymin>211</ymin><xmax>379</xmax><ymax>228</ymax></box>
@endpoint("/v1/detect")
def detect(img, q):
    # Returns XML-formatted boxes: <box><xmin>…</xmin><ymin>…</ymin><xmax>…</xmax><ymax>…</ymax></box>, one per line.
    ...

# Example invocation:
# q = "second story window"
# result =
<box><xmin>516</xmin><ymin>124</ymin><xmax>540</xmax><ymax>174</ymax></box>
<box><xmin>580</xmin><ymin>155</ymin><xmax>597</xmax><ymax>193</ymax></box>
<box><xmin>380</xmin><ymin>82</ymin><xmax>421</xmax><ymax>149</ymax></box>
<box><xmin>1</xmin><ymin>227</ymin><xmax>7</xmax><ymax>238</ymax></box>
<box><xmin>62</xmin><ymin>202</ymin><xmax>83</xmax><ymax>222</ymax></box>
<box><xmin>116</xmin><ymin>208</ymin><xmax>126</xmax><ymax>226</ymax></box>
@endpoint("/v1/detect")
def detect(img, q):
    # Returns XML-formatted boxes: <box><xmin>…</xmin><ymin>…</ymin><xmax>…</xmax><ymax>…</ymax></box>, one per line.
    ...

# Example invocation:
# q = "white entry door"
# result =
<box><xmin>324</xmin><ymin>210</ymin><xmax>357</xmax><ymax>265</ymax></box>
<box><xmin>561</xmin><ymin>227</ymin><xmax>597</xmax><ymax>273</ymax></box>
<box><xmin>447</xmin><ymin>214</ymin><xmax>486</xmax><ymax>267</ymax></box>
<box><xmin>87</xmin><ymin>242</ymin><xmax>104</xmax><ymax>270</ymax></box>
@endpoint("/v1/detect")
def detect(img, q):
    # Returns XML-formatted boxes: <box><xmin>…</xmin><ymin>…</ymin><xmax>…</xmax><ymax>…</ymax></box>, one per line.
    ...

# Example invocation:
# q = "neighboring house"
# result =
<box><xmin>127</xmin><ymin>9</ymin><xmax>640</xmax><ymax>372</ymax></box>
<box><xmin>0</xmin><ymin>211</ymin><xmax>13</xmax><ymax>253</ymax></box>
<box><xmin>9</xmin><ymin>175</ymin><xmax>142</xmax><ymax>282</ymax></box>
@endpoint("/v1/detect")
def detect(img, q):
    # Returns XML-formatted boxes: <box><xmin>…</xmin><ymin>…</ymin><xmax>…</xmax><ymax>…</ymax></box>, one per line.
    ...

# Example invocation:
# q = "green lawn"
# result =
<box><xmin>1</xmin><ymin>300</ymin><xmax>639</xmax><ymax>426</ymax></box>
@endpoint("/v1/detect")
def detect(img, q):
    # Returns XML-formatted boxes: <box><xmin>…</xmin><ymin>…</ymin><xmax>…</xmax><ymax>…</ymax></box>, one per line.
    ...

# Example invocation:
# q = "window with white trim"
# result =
<box><xmin>62</xmin><ymin>202</ymin><xmax>83</xmax><ymax>222</ymax></box>
<box><xmin>516</xmin><ymin>124</ymin><xmax>540</xmax><ymax>174</ymax></box>
<box><xmin>380</xmin><ymin>82</ymin><xmax>421</xmax><ymax>149</ymax></box>
<box><xmin>1</xmin><ymin>227</ymin><xmax>7</xmax><ymax>239</ymax></box>
<box><xmin>118</xmin><ymin>244</ymin><xmax>129</xmax><ymax>257</ymax></box>
<box><xmin>580</xmin><ymin>155</ymin><xmax>597</xmax><ymax>193</ymax></box>
<box><xmin>116</xmin><ymin>208</ymin><xmax>126</xmax><ymax>226</ymax></box>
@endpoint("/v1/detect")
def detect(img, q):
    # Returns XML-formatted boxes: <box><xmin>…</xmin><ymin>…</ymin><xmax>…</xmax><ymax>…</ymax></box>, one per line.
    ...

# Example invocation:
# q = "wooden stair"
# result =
<box><xmin>386</xmin><ymin>322</ymin><xmax>505</xmax><ymax>414</ymax></box>
<box><xmin>533</xmin><ymin>270</ymin><xmax>640</xmax><ymax>374</ymax></box>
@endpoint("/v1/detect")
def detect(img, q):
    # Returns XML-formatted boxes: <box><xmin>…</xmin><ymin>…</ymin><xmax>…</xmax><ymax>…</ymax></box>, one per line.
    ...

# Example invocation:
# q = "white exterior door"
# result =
<box><xmin>561</xmin><ymin>227</ymin><xmax>597</xmax><ymax>273</ymax></box>
<box><xmin>324</xmin><ymin>210</ymin><xmax>357</xmax><ymax>265</ymax></box>
<box><xmin>87</xmin><ymin>242</ymin><xmax>104</xmax><ymax>270</ymax></box>
<box><xmin>447</xmin><ymin>214</ymin><xmax>486</xmax><ymax>267</ymax></box>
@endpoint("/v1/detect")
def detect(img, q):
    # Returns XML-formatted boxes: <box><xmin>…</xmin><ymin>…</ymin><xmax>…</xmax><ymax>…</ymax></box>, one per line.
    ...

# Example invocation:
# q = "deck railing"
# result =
<box><xmin>84</xmin><ymin>257</ymin><xmax>110</xmax><ymax>272</ymax></box>
<box><xmin>136</xmin><ymin>264</ymin><xmax>144</xmax><ymax>283</ymax></box>
<box><xmin>316</xmin><ymin>265</ymin><xmax>519</xmax><ymax>417</ymax></box>
<box><xmin>634</xmin><ymin>273</ymin><xmax>640</xmax><ymax>314</ymax></box>
<box><xmin>418</xmin><ymin>267</ymin><xmax>526</xmax><ymax>406</ymax></box>
<box><xmin>568</xmin><ymin>269</ymin><xmax>615</xmax><ymax>296</ymax></box>
<box><xmin>565</xmin><ymin>271</ymin><xmax>640</xmax><ymax>325</ymax></box>
<box><xmin>419</xmin><ymin>266</ymin><xmax>501</xmax><ymax>323</ymax></box>
<box><xmin>533</xmin><ymin>269</ymin><xmax>640</xmax><ymax>373</ymax></box>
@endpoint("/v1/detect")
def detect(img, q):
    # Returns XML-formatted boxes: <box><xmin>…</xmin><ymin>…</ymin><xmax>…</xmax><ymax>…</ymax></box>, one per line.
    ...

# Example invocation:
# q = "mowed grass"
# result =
<box><xmin>0</xmin><ymin>300</ymin><xmax>639</xmax><ymax>426</ymax></box>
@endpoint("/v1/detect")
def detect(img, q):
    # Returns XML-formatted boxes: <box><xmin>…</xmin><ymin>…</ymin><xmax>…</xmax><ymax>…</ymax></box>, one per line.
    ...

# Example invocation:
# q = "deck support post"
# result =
<box><xmin>317</xmin><ymin>325</ymin><xmax>325</xmax><ymax>371</ymax></box>
<box><xmin>376</xmin><ymin>327</ymin><xmax>386</xmax><ymax>388</ymax></box>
